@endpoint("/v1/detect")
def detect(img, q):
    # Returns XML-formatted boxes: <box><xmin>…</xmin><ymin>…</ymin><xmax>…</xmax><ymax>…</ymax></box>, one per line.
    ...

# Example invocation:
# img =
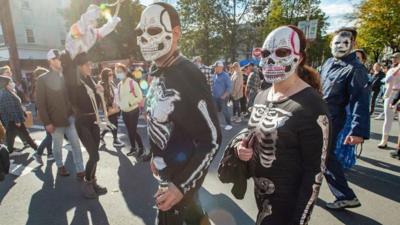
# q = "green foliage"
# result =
<box><xmin>356</xmin><ymin>0</ymin><xmax>400</xmax><ymax>62</ymax></box>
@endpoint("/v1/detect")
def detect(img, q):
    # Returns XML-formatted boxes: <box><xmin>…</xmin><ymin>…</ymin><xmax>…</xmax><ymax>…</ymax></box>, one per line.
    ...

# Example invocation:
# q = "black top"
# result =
<box><xmin>370</xmin><ymin>71</ymin><xmax>385</xmax><ymax>92</ymax></box>
<box><xmin>60</xmin><ymin>51</ymin><xmax>100</xmax><ymax>117</ymax></box>
<box><xmin>248</xmin><ymin>87</ymin><xmax>330</xmax><ymax>224</ymax></box>
<box><xmin>146</xmin><ymin>56</ymin><xmax>222</xmax><ymax>196</ymax></box>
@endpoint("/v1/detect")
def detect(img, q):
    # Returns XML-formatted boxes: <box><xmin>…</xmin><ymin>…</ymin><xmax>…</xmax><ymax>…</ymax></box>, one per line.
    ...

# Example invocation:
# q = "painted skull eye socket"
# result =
<box><xmin>261</xmin><ymin>49</ymin><xmax>271</xmax><ymax>58</ymax></box>
<box><xmin>135</xmin><ymin>28</ymin><xmax>144</xmax><ymax>36</ymax></box>
<box><xmin>147</xmin><ymin>27</ymin><xmax>163</xmax><ymax>36</ymax></box>
<box><xmin>275</xmin><ymin>48</ymin><xmax>292</xmax><ymax>57</ymax></box>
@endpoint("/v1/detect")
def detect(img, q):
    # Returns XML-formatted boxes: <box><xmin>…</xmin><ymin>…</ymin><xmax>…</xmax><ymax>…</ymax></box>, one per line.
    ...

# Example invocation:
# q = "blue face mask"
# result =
<box><xmin>116</xmin><ymin>72</ymin><xmax>126</xmax><ymax>80</ymax></box>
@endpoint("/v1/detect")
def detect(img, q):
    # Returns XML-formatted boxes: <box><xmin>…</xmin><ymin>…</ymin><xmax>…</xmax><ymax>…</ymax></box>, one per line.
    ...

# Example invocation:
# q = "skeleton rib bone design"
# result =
<box><xmin>249</xmin><ymin>104</ymin><xmax>292</xmax><ymax>168</ymax></box>
<box><xmin>146</xmin><ymin>78</ymin><xmax>181</xmax><ymax>150</ymax></box>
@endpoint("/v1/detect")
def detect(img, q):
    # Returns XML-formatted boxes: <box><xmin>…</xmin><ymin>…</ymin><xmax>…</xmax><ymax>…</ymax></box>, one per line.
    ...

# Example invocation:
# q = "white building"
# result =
<box><xmin>0</xmin><ymin>0</ymin><xmax>69</xmax><ymax>73</ymax></box>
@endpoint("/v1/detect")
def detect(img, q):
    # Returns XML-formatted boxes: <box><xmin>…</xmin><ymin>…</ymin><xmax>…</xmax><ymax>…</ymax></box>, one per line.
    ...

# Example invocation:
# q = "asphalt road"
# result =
<box><xmin>0</xmin><ymin>105</ymin><xmax>399</xmax><ymax>225</ymax></box>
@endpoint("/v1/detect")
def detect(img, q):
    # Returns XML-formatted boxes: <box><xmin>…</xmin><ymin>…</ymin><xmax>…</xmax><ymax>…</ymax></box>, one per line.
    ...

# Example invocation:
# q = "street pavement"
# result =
<box><xmin>0</xmin><ymin>105</ymin><xmax>399</xmax><ymax>225</ymax></box>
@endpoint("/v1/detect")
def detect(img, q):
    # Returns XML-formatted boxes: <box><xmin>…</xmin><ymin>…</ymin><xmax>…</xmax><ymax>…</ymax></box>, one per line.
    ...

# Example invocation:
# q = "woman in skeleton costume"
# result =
<box><xmin>136</xmin><ymin>3</ymin><xmax>221</xmax><ymax>225</ymax></box>
<box><xmin>232</xmin><ymin>25</ymin><xmax>331</xmax><ymax>225</ymax></box>
<box><xmin>59</xmin><ymin>4</ymin><xmax>121</xmax><ymax>198</ymax></box>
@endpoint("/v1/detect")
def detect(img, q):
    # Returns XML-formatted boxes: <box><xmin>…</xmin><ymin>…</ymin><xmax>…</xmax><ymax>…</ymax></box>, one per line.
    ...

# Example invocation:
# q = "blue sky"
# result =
<box><xmin>139</xmin><ymin>0</ymin><xmax>358</xmax><ymax>33</ymax></box>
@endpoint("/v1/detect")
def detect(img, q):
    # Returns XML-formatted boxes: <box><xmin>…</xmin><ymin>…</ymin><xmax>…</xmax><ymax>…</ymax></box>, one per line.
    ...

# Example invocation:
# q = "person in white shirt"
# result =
<box><xmin>115</xmin><ymin>63</ymin><xmax>145</xmax><ymax>158</ymax></box>
<box><xmin>378</xmin><ymin>52</ymin><xmax>400</xmax><ymax>148</ymax></box>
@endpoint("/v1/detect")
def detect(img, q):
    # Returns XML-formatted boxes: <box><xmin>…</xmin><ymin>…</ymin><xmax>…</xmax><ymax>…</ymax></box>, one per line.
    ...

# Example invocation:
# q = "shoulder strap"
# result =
<box><xmin>129</xmin><ymin>79</ymin><xmax>137</xmax><ymax>97</ymax></box>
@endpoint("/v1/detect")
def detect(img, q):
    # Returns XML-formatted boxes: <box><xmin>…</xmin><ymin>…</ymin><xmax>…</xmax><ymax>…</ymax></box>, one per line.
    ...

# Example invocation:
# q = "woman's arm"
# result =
<box><xmin>292</xmin><ymin>113</ymin><xmax>330</xmax><ymax>224</ymax></box>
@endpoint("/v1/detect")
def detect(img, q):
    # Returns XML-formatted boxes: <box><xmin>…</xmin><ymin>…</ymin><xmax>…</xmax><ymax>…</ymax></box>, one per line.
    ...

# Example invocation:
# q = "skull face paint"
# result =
<box><xmin>136</xmin><ymin>4</ymin><xmax>173</xmax><ymax>62</ymax></box>
<box><xmin>260</xmin><ymin>26</ymin><xmax>301</xmax><ymax>84</ymax></box>
<box><xmin>331</xmin><ymin>31</ymin><xmax>353</xmax><ymax>58</ymax></box>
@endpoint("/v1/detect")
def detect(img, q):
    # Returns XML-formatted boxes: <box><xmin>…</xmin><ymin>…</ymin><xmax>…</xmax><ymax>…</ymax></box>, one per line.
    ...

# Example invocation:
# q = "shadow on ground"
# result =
<box><xmin>316</xmin><ymin>199</ymin><xmax>383</xmax><ymax>225</ymax></box>
<box><xmin>26</xmin><ymin>152</ymin><xmax>109</xmax><ymax>225</ymax></box>
<box><xmin>347</xmin><ymin>164</ymin><xmax>400</xmax><ymax>203</ymax></box>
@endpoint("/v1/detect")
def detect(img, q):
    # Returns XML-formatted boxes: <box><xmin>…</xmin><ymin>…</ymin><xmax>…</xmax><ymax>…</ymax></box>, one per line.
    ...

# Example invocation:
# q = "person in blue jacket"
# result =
<box><xmin>320</xmin><ymin>27</ymin><xmax>370</xmax><ymax>210</ymax></box>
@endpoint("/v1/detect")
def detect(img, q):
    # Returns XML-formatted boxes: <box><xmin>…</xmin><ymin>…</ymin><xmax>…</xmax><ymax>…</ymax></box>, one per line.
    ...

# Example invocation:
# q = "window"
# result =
<box><xmin>26</xmin><ymin>29</ymin><xmax>35</xmax><ymax>43</ymax></box>
<box><xmin>0</xmin><ymin>26</ymin><xmax>4</xmax><ymax>46</ymax></box>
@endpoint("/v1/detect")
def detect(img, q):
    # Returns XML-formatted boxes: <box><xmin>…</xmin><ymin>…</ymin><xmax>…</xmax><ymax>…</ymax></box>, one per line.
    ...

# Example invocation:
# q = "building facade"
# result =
<box><xmin>0</xmin><ymin>0</ymin><xmax>69</xmax><ymax>74</ymax></box>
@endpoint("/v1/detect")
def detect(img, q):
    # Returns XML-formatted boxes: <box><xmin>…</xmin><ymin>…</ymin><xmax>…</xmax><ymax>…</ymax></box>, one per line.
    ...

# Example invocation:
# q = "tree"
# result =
<box><xmin>178</xmin><ymin>0</ymin><xmax>270</xmax><ymax>64</ymax></box>
<box><xmin>258</xmin><ymin>0</ymin><xmax>328</xmax><ymax>66</ymax></box>
<box><xmin>64</xmin><ymin>0</ymin><xmax>144</xmax><ymax>62</ymax></box>
<box><xmin>356</xmin><ymin>0</ymin><xmax>400</xmax><ymax>61</ymax></box>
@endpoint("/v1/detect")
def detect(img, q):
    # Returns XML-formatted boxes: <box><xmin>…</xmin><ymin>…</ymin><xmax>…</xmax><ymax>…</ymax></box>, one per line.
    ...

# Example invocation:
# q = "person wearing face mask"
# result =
<box><xmin>137</xmin><ymin>3</ymin><xmax>222</xmax><ymax>225</ymax></box>
<box><xmin>320</xmin><ymin>27</ymin><xmax>370</xmax><ymax>210</ymax></box>
<box><xmin>98</xmin><ymin>67</ymin><xmax>124</xmax><ymax>148</ymax></box>
<box><xmin>377</xmin><ymin>52</ymin><xmax>400</xmax><ymax>149</ymax></box>
<box><xmin>222</xmin><ymin>25</ymin><xmax>330</xmax><ymax>225</ymax></box>
<box><xmin>114</xmin><ymin>63</ymin><xmax>145</xmax><ymax>158</ymax></box>
<box><xmin>0</xmin><ymin>75</ymin><xmax>38</xmax><ymax>156</ymax></box>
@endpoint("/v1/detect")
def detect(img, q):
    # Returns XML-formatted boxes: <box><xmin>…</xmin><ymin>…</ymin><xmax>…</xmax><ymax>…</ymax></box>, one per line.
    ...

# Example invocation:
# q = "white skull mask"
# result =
<box><xmin>260</xmin><ymin>26</ymin><xmax>301</xmax><ymax>84</ymax></box>
<box><xmin>136</xmin><ymin>4</ymin><xmax>174</xmax><ymax>62</ymax></box>
<box><xmin>331</xmin><ymin>31</ymin><xmax>353</xmax><ymax>58</ymax></box>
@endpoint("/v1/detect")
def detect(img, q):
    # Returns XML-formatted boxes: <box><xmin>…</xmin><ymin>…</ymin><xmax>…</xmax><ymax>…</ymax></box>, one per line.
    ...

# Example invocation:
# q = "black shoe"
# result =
<box><xmin>113</xmin><ymin>139</ymin><xmax>125</xmax><ymax>148</ymax></box>
<box><xmin>377</xmin><ymin>144</ymin><xmax>387</xmax><ymax>149</ymax></box>
<box><xmin>138</xmin><ymin>154</ymin><xmax>151</xmax><ymax>162</ymax></box>
<box><xmin>127</xmin><ymin>149</ymin><xmax>137</xmax><ymax>156</ymax></box>
<box><xmin>93</xmin><ymin>182</ymin><xmax>107</xmax><ymax>195</ymax></box>
<box><xmin>389</xmin><ymin>150</ymin><xmax>400</xmax><ymax>159</ymax></box>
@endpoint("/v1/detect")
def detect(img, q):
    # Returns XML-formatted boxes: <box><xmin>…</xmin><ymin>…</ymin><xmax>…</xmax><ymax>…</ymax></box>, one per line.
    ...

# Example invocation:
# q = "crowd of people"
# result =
<box><xmin>0</xmin><ymin>2</ymin><xmax>399</xmax><ymax>225</ymax></box>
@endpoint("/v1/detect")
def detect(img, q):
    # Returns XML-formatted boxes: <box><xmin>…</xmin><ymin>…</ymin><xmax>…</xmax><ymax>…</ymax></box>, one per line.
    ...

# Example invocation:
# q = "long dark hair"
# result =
<box><xmin>287</xmin><ymin>25</ymin><xmax>321</xmax><ymax>93</ymax></box>
<box><xmin>100</xmin><ymin>68</ymin><xmax>113</xmax><ymax>103</ymax></box>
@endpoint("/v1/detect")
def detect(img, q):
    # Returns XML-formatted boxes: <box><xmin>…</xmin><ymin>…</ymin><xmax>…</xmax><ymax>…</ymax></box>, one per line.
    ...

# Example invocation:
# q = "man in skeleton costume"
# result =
<box><xmin>57</xmin><ymin>4</ymin><xmax>121</xmax><ymax>198</ymax></box>
<box><xmin>225</xmin><ymin>25</ymin><xmax>330</xmax><ymax>225</ymax></box>
<box><xmin>321</xmin><ymin>28</ymin><xmax>370</xmax><ymax>210</ymax></box>
<box><xmin>136</xmin><ymin>3</ymin><xmax>221</xmax><ymax>224</ymax></box>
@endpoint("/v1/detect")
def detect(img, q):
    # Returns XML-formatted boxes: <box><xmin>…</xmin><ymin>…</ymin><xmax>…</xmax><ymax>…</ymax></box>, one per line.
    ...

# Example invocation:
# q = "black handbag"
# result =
<box><xmin>0</xmin><ymin>144</ymin><xmax>10</xmax><ymax>181</ymax></box>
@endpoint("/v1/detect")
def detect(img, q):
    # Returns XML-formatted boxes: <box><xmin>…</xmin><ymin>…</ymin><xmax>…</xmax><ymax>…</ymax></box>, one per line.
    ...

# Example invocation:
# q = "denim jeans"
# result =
<box><xmin>52</xmin><ymin>116</ymin><xmax>84</xmax><ymax>173</ymax></box>
<box><xmin>324</xmin><ymin>125</ymin><xmax>357</xmax><ymax>200</ymax></box>
<box><xmin>213</xmin><ymin>97</ymin><xmax>231</xmax><ymax>125</ymax></box>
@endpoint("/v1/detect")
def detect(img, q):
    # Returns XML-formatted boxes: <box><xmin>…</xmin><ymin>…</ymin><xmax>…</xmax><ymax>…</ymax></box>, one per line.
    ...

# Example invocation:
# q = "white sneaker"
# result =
<box><xmin>326</xmin><ymin>198</ymin><xmax>361</xmax><ymax>210</ymax></box>
<box><xmin>375</xmin><ymin>114</ymin><xmax>384</xmax><ymax>120</ymax></box>
<box><xmin>235</xmin><ymin>117</ymin><xmax>242</xmax><ymax>123</ymax></box>
<box><xmin>224</xmin><ymin>125</ymin><xmax>233</xmax><ymax>131</ymax></box>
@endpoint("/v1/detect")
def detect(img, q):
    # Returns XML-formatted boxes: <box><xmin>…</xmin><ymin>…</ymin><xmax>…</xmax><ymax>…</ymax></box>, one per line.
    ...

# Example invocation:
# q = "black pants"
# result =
<box><xmin>122</xmin><ymin>108</ymin><xmax>144</xmax><ymax>151</ymax></box>
<box><xmin>156</xmin><ymin>192</ymin><xmax>210</xmax><ymax>225</ymax></box>
<box><xmin>240</xmin><ymin>96</ymin><xmax>248</xmax><ymax>114</ymax></box>
<box><xmin>6</xmin><ymin>122</ymin><xmax>37</xmax><ymax>153</ymax></box>
<box><xmin>101</xmin><ymin>113</ymin><xmax>119</xmax><ymax>140</ymax></box>
<box><xmin>370</xmin><ymin>90</ymin><xmax>380</xmax><ymax>114</ymax></box>
<box><xmin>36</xmin><ymin>131</ymin><xmax>53</xmax><ymax>156</ymax></box>
<box><xmin>75</xmin><ymin>116</ymin><xmax>100</xmax><ymax>181</ymax></box>
<box><xmin>232</xmin><ymin>99</ymin><xmax>241</xmax><ymax>117</ymax></box>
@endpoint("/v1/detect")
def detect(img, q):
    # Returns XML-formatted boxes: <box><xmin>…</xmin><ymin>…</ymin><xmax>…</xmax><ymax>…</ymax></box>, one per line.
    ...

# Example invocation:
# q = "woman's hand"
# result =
<box><xmin>236</xmin><ymin>141</ymin><xmax>254</xmax><ymax>161</ymax></box>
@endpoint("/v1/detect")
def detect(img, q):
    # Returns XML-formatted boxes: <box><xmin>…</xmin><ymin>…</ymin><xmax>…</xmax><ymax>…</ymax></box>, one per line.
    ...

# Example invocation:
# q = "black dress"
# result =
<box><xmin>232</xmin><ymin>87</ymin><xmax>331</xmax><ymax>225</ymax></box>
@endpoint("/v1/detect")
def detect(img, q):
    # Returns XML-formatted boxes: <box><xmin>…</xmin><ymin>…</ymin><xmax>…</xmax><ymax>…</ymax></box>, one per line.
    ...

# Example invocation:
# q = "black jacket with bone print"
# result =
<box><xmin>226</xmin><ymin>87</ymin><xmax>331</xmax><ymax>225</ymax></box>
<box><xmin>146</xmin><ymin>56</ymin><xmax>222</xmax><ymax>197</ymax></box>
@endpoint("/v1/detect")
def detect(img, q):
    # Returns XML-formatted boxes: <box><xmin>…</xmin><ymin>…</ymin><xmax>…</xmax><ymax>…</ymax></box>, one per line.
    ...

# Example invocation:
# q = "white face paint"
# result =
<box><xmin>136</xmin><ymin>4</ymin><xmax>173</xmax><ymax>62</ymax></box>
<box><xmin>259</xmin><ymin>26</ymin><xmax>301</xmax><ymax>84</ymax></box>
<box><xmin>330</xmin><ymin>31</ymin><xmax>353</xmax><ymax>58</ymax></box>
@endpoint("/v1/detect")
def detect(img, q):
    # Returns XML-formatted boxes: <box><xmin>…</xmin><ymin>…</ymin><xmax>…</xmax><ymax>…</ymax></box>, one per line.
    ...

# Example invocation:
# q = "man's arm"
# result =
<box><xmin>347</xmin><ymin>66</ymin><xmax>370</xmax><ymax>139</ymax></box>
